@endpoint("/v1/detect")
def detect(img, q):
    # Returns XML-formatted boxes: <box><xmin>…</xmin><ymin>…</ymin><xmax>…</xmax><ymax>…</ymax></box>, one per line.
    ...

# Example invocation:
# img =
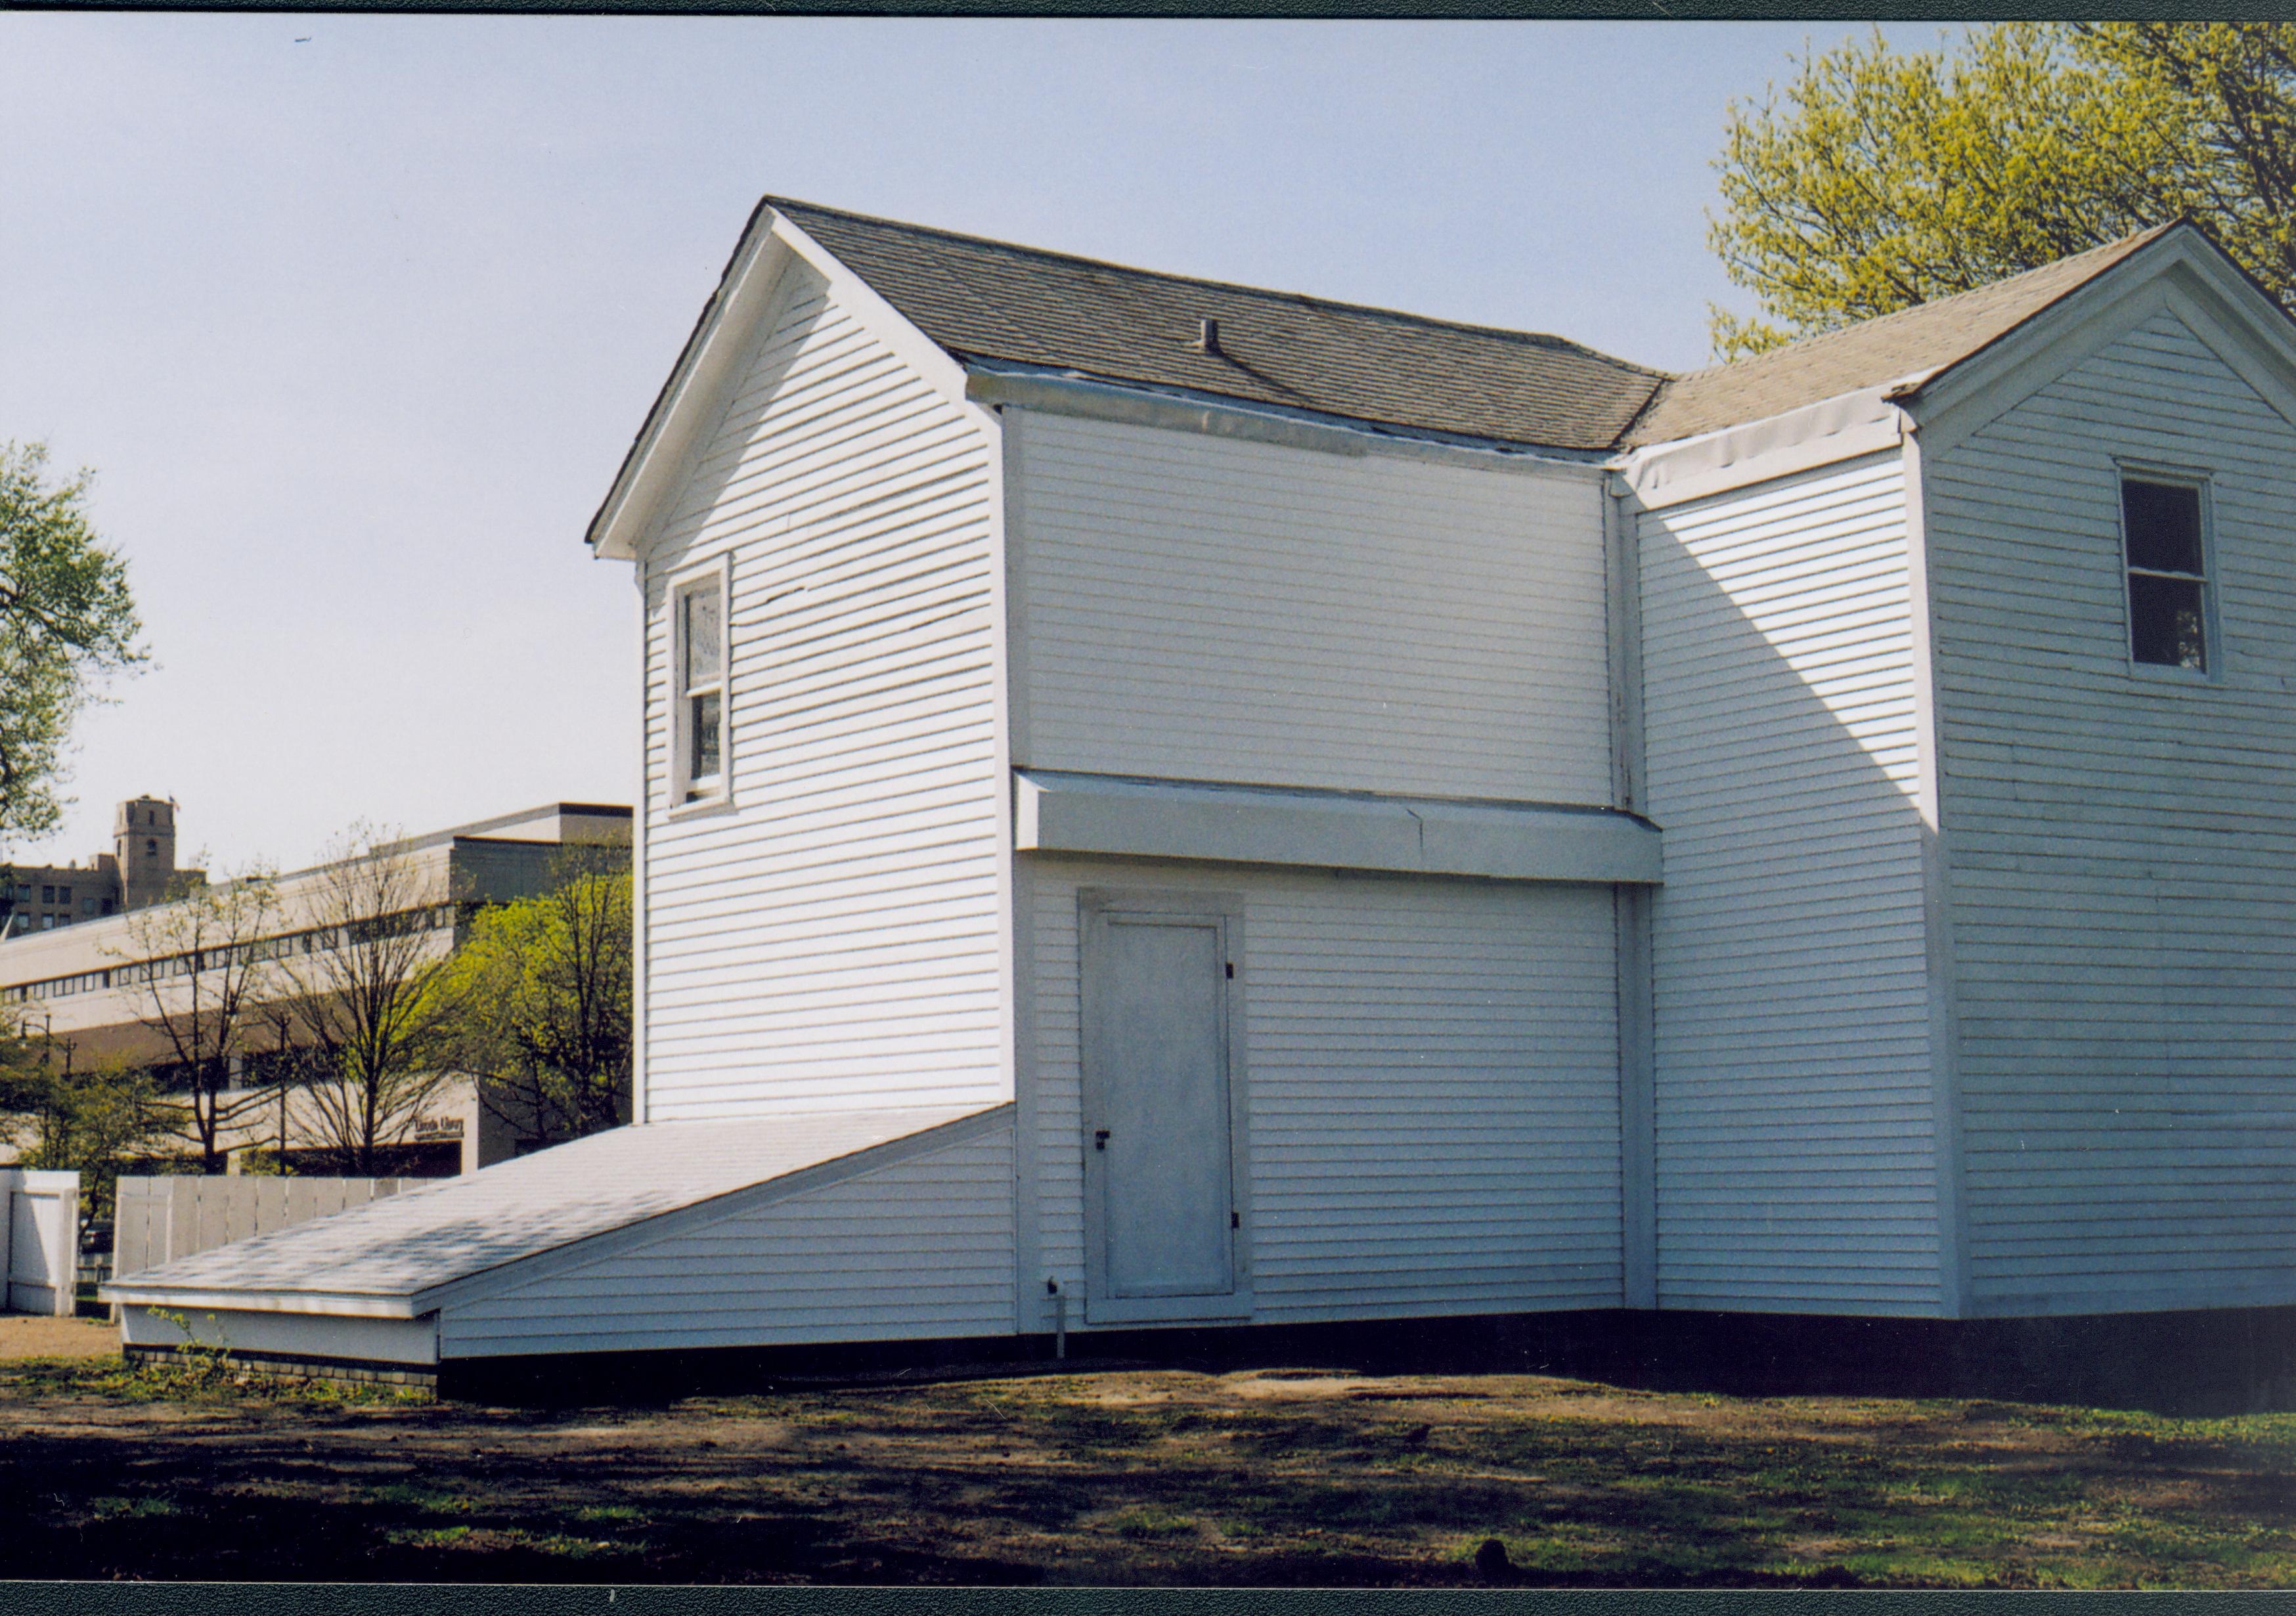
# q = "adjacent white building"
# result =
<box><xmin>106</xmin><ymin>204</ymin><xmax>2296</xmax><ymax>1380</ymax></box>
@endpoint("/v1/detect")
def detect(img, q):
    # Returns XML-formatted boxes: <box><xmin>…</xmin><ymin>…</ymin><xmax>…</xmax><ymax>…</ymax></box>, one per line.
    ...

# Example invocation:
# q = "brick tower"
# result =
<box><xmin>114</xmin><ymin>795</ymin><xmax>179</xmax><ymax>911</ymax></box>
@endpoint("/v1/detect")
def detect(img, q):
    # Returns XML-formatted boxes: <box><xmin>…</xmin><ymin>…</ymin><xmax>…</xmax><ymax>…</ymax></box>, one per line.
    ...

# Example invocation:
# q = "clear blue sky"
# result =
<box><xmin>0</xmin><ymin>16</ymin><xmax>1954</xmax><ymax>874</ymax></box>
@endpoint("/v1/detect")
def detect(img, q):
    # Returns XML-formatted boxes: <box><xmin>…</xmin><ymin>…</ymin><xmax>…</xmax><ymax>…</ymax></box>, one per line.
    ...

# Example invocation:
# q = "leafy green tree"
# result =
<box><xmin>0</xmin><ymin>1017</ymin><xmax>164</xmax><ymax>1221</ymax></box>
<box><xmin>0</xmin><ymin>443</ymin><xmax>144</xmax><ymax>843</ymax></box>
<box><xmin>1708</xmin><ymin>24</ymin><xmax>2296</xmax><ymax>358</ymax></box>
<box><xmin>2080</xmin><ymin>24</ymin><xmax>2296</xmax><ymax>295</ymax></box>
<box><xmin>436</xmin><ymin>854</ymin><xmax>631</xmax><ymax>1152</ymax></box>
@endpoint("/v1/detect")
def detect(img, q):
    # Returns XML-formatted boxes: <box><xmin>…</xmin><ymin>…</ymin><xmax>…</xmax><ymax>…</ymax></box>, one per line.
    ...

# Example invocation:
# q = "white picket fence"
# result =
<box><xmin>112</xmin><ymin>1175</ymin><xmax>411</xmax><ymax>1282</ymax></box>
<box><xmin>3</xmin><ymin>1169</ymin><xmax>81</xmax><ymax>1317</ymax></box>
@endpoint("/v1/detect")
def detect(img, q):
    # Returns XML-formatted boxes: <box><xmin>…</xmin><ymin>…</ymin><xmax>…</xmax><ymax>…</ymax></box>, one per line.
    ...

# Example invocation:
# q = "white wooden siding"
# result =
<box><xmin>440</xmin><ymin>1126</ymin><xmax>1016</xmax><ymax>1358</ymax></box>
<box><xmin>1925</xmin><ymin>309</ymin><xmax>2296</xmax><ymax>1315</ymax></box>
<box><xmin>1023</xmin><ymin>856</ymin><xmax>1622</xmax><ymax>1328</ymax></box>
<box><xmin>1012</xmin><ymin>411</ymin><xmax>1614</xmax><ymax>803</ymax></box>
<box><xmin>638</xmin><ymin>259</ymin><xmax>1007</xmax><ymax>1121</ymax></box>
<box><xmin>1639</xmin><ymin>452</ymin><xmax>1945</xmax><ymax>1313</ymax></box>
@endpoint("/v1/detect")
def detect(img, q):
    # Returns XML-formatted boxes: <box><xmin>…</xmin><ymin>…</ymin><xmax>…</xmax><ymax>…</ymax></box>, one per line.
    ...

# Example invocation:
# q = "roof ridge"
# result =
<box><xmin>762</xmin><ymin>194</ymin><xmax>1671</xmax><ymax>378</ymax></box>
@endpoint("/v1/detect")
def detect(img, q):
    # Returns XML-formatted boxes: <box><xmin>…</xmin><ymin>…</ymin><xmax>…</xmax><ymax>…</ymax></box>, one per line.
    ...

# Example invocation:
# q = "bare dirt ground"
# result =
<box><xmin>5</xmin><ymin>1351</ymin><xmax>2295</xmax><ymax>1586</ymax></box>
<box><xmin>0</xmin><ymin>1315</ymin><xmax>118</xmax><ymax>1359</ymax></box>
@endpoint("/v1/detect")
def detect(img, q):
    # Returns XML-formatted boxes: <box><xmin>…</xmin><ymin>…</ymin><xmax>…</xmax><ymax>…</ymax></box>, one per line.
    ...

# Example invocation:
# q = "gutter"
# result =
<box><xmin>965</xmin><ymin>362</ymin><xmax>1615</xmax><ymax>475</ymax></box>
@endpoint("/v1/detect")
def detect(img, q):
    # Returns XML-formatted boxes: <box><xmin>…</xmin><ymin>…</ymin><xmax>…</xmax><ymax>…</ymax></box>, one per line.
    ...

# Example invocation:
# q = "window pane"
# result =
<box><xmin>2123</xmin><ymin>480</ymin><xmax>2205</xmax><ymax>575</ymax></box>
<box><xmin>2129</xmin><ymin>571</ymin><xmax>2208</xmax><ymax>669</ymax></box>
<box><xmin>690</xmin><ymin>691</ymin><xmax>722</xmax><ymax>780</ymax></box>
<box><xmin>682</xmin><ymin>588</ymin><xmax>722</xmax><ymax>687</ymax></box>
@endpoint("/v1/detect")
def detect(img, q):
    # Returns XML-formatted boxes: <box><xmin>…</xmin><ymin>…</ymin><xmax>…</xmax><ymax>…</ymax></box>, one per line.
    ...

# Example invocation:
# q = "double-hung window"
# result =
<box><xmin>672</xmin><ymin>560</ymin><xmax>732</xmax><ymax>806</ymax></box>
<box><xmin>2120</xmin><ymin>473</ymin><xmax>2214</xmax><ymax>674</ymax></box>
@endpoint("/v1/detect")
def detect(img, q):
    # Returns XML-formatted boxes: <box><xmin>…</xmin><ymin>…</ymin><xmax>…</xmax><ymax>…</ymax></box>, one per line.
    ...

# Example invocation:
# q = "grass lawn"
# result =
<box><xmin>3</xmin><ymin>1351</ymin><xmax>2293</xmax><ymax>1584</ymax></box>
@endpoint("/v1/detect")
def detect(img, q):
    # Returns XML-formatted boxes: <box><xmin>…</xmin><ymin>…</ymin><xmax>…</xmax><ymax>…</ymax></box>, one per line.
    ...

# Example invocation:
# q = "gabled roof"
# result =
<box><xmin>1623</xmin><ymin>225</ymin><xmax>2183</xmax><ymax>447</ymax></box>
<box><xmin>590</xmin><ymin>206</ymin><xmax>2288</xmax><ymax>558</ymax></box>
<box><xmin>763</xmin><ymin>198</ymin><xmax>1668</xmax><ymax>454</ymax></box>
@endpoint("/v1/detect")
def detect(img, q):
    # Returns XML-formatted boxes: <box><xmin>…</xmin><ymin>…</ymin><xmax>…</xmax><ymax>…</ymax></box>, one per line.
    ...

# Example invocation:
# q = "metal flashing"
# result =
<box><xmin>967</xmin><ymin>364</ymin><xmax>1611</xmax><ymax>473</ymax></box>
<box><xmin>1015</xmin><ymin>769</ymin><xmax>1662</xmax><ymax>886</ymax></box>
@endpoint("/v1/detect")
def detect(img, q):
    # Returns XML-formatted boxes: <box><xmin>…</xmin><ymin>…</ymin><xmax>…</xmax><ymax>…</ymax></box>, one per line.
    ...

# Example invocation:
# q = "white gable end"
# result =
<box><xmin>635</xmin><ymin>248</ymin><xmax>1011</xmax><ymax>1125</ymax></box>
<box><xmin>1907</xmin><ymin>232</ymin><xmax>2296</xmax><ymax>461</ymax></box>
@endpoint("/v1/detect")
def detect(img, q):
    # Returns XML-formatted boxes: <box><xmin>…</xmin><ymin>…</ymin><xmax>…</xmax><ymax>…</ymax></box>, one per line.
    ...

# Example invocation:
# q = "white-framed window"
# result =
<box><xmin>669</xmin><ymin>557</ymin><xmax>732</xmax><ymax>807</ymax></box>
<box><xmin>2119</xmin><ymin>469</ymin><xmax>2216</xmax><ymax>676</ymax></box>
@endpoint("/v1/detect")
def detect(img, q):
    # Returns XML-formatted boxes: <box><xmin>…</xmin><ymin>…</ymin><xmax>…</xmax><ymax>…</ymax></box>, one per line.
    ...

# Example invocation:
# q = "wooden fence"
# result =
<box><xmin>112</xmin><ymin>1175</ymin><xmax>412</xmax><ymax>1282</ymax></box>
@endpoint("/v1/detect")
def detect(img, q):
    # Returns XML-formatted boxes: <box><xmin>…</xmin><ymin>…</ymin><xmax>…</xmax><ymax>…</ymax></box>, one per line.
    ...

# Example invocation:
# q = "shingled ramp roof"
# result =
<box><xmin>768</xmin><ymin>197</ymin><xmax>1667</xmax><ymax>453</ymax></box>
<box><xmin>1623</xmin><ymin>225</ymin><xmax>2180</xmax><ymax>447</ymax></box>
<box><xmin>104</xmin><ymin>1104</ymin><xmax>1002</xmax><ymax>1311</ymax></box>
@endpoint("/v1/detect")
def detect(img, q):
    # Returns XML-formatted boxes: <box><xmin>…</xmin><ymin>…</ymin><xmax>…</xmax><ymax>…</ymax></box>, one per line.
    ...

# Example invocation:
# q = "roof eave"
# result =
<box><xmin>584</xmin><ymin>202</ymin><xmax>793</xmax><ymax>563</ymax></box>
<box><xmin>101</xmin><ymin>1283</ymin><xmax>424</xmax><ymax>1319</ymax></box>
<box><xmin>583</xmin><ymin>205</ymin><xmax>983</xmax><ymax>564</ymax></box>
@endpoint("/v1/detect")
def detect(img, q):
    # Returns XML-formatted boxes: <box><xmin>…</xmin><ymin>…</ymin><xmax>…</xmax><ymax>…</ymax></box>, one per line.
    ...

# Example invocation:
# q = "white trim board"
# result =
<box><xmin>587</xmin><ymin>229</ymin><xmax>798</xmax><ymax>561</ymax></box>
<box><xmin>102</xmin><ymin>1285</ymin><xmax>425</xmax><ymax>1319</ymax></box>
<box><xmin>1015</xmin><ymin>770</ymin><xmax>1662</xmax><ymax>885</ymax></box>
<box><xmin>120</xmin><ymin>1305</ymin><xmax>441</xmax><ymax>1366</ymax></box>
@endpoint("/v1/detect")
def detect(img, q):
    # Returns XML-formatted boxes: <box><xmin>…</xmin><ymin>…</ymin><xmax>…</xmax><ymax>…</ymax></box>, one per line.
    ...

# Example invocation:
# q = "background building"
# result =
<box><xmin>0</xmin><ymin>801</ymin><xmax>629</xmax><ymax>1176</ymax></box>
<box><xmin>0</xmin><ymin>797</ymin><xmax>203</xmax><ymax>937</ymax></box>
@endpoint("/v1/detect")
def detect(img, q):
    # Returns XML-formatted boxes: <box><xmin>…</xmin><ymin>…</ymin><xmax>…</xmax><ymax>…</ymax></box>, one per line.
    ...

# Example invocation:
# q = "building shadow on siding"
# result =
<box><xmin>1635</xmin><ymin>468</ymin><xmax>2296</xmax><ymax>1409</ymax></box>
<box><xmin>1636</xmin><ymin>480</ymin><xmax>1957</xmax><ymax>1322</ymax></box>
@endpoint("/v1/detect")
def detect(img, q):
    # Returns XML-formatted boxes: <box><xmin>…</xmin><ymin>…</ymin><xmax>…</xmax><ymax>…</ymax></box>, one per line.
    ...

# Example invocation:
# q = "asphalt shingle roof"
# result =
<box><xmin>1622</xmin><ymin>226</ymin><xmax>2180</xmax><ymax>447</ymax></box>
<box><xmin>602</xmin><ymin>202</ymin><xmax>2197</xmax><ymax>508</ymax></box>
<box><xmin>767</xmin><ymin>198</ymin><xmax>1669</xmax><ymax>454</ymax></box>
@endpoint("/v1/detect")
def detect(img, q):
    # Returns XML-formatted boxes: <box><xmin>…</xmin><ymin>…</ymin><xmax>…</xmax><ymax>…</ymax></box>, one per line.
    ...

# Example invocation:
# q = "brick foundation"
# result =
<box><xmin>125</xmin><ymin>1342</ymin><xmax>437</xmax><ymax>1393</ymax></box>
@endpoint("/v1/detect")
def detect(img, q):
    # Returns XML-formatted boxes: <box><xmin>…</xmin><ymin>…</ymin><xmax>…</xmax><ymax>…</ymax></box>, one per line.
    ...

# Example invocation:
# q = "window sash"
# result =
<box><xmin>671</xmin><ymin>565</ymin><xmax>730</xmax><ymax>802</ymax></box>
<box><xmin>2120</xmin><ymin>474</ymin><xmax>2213</xmax><ymax>674</ymax></box>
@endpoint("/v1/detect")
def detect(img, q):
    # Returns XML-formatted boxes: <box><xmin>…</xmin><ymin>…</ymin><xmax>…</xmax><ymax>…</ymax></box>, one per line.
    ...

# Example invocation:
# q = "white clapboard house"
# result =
<box><xmin>107</xmin><ymin>201</ymin><xmax>2296</xmax><ymax>1381</ymax></box>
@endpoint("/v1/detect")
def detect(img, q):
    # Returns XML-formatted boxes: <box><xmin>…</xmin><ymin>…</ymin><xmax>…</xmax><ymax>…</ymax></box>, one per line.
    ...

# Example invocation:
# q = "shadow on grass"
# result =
<box><xmin>8</xmin><ymin>1348</ymin><xmax>2296</xmax><ymax>1586</ymax></box>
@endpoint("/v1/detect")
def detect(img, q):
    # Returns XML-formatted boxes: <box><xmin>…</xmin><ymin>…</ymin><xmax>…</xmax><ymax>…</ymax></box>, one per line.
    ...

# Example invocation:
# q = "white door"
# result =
<box><xmin>1082</xmin><ymin>905</ymin><xmax>1244</xmax><ymax>1318</ymax></box>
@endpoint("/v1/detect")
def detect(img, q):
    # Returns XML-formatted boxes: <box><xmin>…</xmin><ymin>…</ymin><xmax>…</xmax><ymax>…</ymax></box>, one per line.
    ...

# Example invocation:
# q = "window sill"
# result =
<box><xmin>2127</xmin><ymin>660</ymin><xmax>2222</xmax><ymax>689</ymax></box>
<box><xmin>665</xmin><ymin>794</ymin><xmax>738</xmax><ymax>823</ymax></box>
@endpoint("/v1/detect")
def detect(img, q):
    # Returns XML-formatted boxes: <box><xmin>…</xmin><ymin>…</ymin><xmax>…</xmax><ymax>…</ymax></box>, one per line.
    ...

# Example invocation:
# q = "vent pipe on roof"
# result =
<box><xmin>1196</xmin><ymin>317</ymin><xmax>1221</xmax><ymax>355</ymax></box>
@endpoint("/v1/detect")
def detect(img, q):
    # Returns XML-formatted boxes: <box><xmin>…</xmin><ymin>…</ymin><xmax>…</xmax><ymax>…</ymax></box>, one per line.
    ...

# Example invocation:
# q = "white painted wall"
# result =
<box><xmin>1925</xmin><ymin>307</ymin><xmax>2296</xmax><ymax>1316</ymax></box>
<box><xmin>636</xmin><ymin>258</ymin><xmax>1007</xmax><ymax>1122</ymax></box>
<box><xmin>1639</xmin><ymin>452</ymin><xmax>1947</xmax><ymax>1315</ymax></box>
<box><xmin>1019</xmin><ymin>856</ymin><xmax>1622</xmax><ymax>1330</ymax></box>
<box><xmin>1010</xmin><ymin>410</ymin><xmax>1614</xmax><ymax>804</ymax></box>
<box><xmin>439</xmin><ymin>1124</ymin><xmax>1015</xmax><ymax>1358</ymax></box>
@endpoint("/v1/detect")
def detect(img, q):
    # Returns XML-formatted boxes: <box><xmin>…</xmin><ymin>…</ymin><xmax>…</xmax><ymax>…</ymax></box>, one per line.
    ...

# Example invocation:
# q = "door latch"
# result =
<box><xmin>1093</xmin><ymin>1129</ymin><xmax>1110</xmax><ymax>1151</ymax></box>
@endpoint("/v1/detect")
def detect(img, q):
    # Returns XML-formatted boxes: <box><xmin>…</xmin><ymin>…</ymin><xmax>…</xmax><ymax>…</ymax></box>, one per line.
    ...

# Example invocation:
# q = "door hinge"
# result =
<box><xmin>1231</xmin><ymin>1211</ymin><xmax>1241</xmax><ymax>1229</ymax></box>
<box><xmin>1225</xmin><ymin>961</ymin><xmax>1234</xmax><ymax>978</ymax></box>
